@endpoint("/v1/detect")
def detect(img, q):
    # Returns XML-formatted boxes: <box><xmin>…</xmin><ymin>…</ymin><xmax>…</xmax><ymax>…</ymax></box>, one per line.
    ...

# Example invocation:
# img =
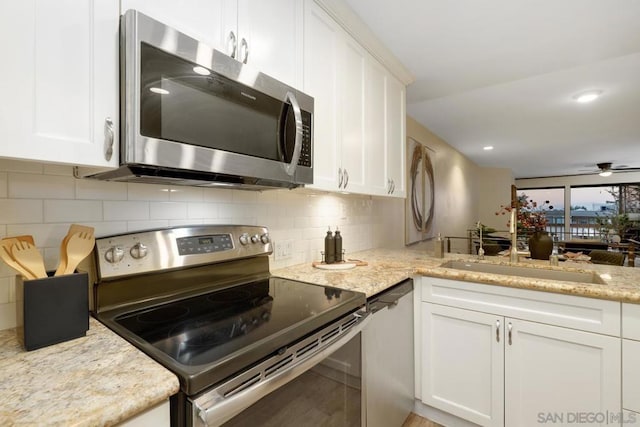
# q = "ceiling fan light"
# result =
<box><xmin>599</xmin><ymin>170</ymin><xmax>612</xmax><ymax>177</ymax></box>
<box><xmin>573</xmin><ymin>90</ymin><xmax>603</xmax><ymax>103</ymax></box>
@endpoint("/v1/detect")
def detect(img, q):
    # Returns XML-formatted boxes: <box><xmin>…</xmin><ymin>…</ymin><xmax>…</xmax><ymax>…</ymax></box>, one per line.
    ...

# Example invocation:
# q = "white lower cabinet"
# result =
<box><xmin>419</xmin><ymin>277</ymin><xmax>622</xmax><ymax>427</ymax></box>
<box><xmin>118</xmin><ymin>400</ymin><xmax>170</xmax><ymax>427</ymax></box>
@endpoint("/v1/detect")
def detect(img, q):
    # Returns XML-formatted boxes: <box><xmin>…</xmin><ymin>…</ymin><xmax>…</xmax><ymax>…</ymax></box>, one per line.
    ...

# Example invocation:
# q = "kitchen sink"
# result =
<box><xmin>441</xmin><ymin>260</ymin><xmax>606</xmax><ymax>284</ymax></box>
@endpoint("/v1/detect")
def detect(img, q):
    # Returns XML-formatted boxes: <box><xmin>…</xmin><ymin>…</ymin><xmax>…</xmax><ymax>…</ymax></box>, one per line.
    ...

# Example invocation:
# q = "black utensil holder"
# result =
<box><xmin>16</xmin><ymin>272</ymin><xmax>89</xmax><ymax>351</ymax></box>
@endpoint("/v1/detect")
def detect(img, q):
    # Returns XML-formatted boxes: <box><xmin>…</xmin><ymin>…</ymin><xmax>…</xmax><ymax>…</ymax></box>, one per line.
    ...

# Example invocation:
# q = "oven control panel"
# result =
<box><xmin>95</xmin><ymin>225</ymin><xmax>272</xmax><ymax>279</ymax></box>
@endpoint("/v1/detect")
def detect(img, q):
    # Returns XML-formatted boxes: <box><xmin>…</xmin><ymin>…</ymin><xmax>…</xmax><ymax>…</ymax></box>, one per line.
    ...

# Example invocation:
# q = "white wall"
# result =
<box><xmin>407</xmin><ymin>117</ymin><xmax>481</xmax><ymax>253</ymax></box>
<box><xmin>0</xmin><ymin>159</ymin><xmax>403</xmax><ymax>330</ymax></box>
<box><xmin>478</xmin><ymin>167</ymin><xmax>515</xmax><ymax>231</ymax></box>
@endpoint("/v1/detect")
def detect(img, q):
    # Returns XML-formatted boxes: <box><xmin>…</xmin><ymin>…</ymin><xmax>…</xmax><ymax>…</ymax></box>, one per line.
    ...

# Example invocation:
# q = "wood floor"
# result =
<box><xmin>402</xmin><ymin>412</ymin><xmax>444</xmax><ymax>427</ymax></box>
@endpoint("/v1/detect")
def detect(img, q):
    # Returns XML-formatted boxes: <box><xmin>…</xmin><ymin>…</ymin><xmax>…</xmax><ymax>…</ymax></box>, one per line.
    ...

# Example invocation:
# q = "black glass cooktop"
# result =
<box><xmin>103</xmin><ymin>277</ymin><xmax>365</xmax><ymax>394</ymax></box>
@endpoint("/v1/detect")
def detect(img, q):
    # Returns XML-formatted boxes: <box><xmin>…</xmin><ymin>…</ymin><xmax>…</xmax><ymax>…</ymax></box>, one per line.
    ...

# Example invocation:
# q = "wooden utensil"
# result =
<box><xmin>10</xmin><ymin>241</ymin><xmax>47</xmax><ymax>279</ymax></box>
<box><xmin>2</xmin><ymin>235</ymin><xmax>35</xmax><ymax>245</ymax></box>
<box><xmin>61</xmin><ymin>231</ymin><xmax>95</xmax><ymax>275</ymax></box>
<box><xmin>0</xmin><ymin>239</ymin><xmax>37</xmax><ymax>279</ymax></box>
<box><xmin>55</xmin><ymin>224</ymin><xmax>95</xmax><ymax>276</ymax></box>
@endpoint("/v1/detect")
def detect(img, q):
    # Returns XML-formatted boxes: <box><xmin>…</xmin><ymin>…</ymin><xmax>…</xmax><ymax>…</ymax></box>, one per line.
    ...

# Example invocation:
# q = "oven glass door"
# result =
<box><xmin>139</xmin><ymin>43</ymin><xmax>307</xmax><ymax>164</ymax></box>
<box><xmin>221</xmin><ymin>333</ymin><xmax>362</xmax><ymax>426</ymax></box>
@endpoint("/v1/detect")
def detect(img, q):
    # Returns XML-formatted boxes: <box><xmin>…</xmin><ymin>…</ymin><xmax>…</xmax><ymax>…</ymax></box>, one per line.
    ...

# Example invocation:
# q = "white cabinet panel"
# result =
<box><xmin>1</xmin><ymin>0</ymin><xmax>119</xmax><ymax>168</ymax></box>
<box><xmin>505</xmin><ymin>319</ymin><xmax>621</xmax><ymax>426</ymax></box>
<box><xmin>422</xmin><ymin>303</ymin><xmax>504</xmax><ymax>427</ymax></box>
<box><xmin>624</xmin><ymin>339</ymin><xmax>640</xmax><ymax>413</ymax></box>
<box><xmin>339</xmin><ymin>37</ymin><xmax>366</xmax><ymax>193</ymax></box>
<box><xmin>303</xmin><ymin>1</ymin><xmax>340</xmax><ymax>192</ymax></box>
<box><xmin>623</xmin><ymin>303</ymin><xmax>640</xmax><ymax>340</ymax></box>
<box><xmin>364</xmin><ymin>58</ymin><xmax>388</xmax><ymax>196</ymax></box>
<box><xmin>237</xmin><ymin>0</ymin><xmax>302</xmax><ymax>88</ymax></box>
<box><xmin>386</xmin><ymin>73</ymin><xmax>406</xmax><ymax>197</ymax></box>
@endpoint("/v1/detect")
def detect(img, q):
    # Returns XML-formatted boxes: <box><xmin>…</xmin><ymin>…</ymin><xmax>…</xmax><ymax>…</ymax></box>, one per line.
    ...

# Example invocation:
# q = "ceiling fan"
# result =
<box><xmin>580</xmin><ymin>162</ymin><xmax>640</xmax><ymax>177</ymax></box>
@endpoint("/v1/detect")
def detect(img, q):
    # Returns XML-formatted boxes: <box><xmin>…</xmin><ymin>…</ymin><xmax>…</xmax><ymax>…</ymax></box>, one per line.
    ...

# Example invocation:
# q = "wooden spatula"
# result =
<box><xmin>55</xmin><ymin>224</ymin><xmax>95</xmax><ymax>276</ymax></box>
<box><xmin>10</xmin><ymin>241</ymin><xmax>47</xmax><ymax>279</ymax></box>
<box><xmin>0</xmin><ymin>239</ymin><xmax>37</xmax><ymax>279</ymax></box>
<box><xmin>62</xmin><ymin>231</ymin><xmax>95</xmax><ymax>275</ymax></box>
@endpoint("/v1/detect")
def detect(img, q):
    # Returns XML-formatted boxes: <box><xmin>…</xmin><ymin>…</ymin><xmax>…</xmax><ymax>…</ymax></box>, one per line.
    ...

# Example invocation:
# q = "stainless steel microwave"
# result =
<box><xmin>88</xmin><ymin>10</ymin><xmax>313</xmax><ymax>190</ymax></box>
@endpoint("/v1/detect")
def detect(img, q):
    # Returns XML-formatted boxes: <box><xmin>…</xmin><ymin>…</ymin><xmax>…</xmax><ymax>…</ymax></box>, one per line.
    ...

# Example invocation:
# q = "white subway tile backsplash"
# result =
<box><xmin>0</xmin><ymin>173</ymin><xmax>7</xmax><ymax>198</ymax></box>
<box><xmin>43</xmin><ymin>164</ymin><xmax>74</xmax><ymax>176</ymax></box>
<box><xmin>0</xmin><ymin>162</ymin><xmax>401</xmax><ymax>330</ymax></box>
<box><xmin>0</xmin><ymin>277</ymin><xmax>10</xmax><ymax>304</ymax></box>
<box><xmin>6</xmin><ymin>223</ymin><xmax>70</xmax><ymax>248</ymax></box>
<box><xmin>203</xmin><ymin>188</ymin><xmax>234</xmax><ymax>203</ymax></box>
<box><xmin>0</xmin><ymin>159</ymin><xmax>43</xmax><ymax>174</ymax></box>
<box><xmin>0</xmin><ymin>302</ymin><xmax>16</xmax><ymax>331</ymax></box>
<box><xmin>45</xmin><ymin>200</ymin><xmax>103</xmax><ymax>223</ymax></box>
<box><xmin>0</xmin><ymin>199</ymin><xmax>44</xmax><ymax>224</ymax></box>
<box><xmin>169</xmin><ymin>186</ymin><xmax>203</xmax><ymax>202</ymax></box>
<box><xmin>76</xmin><ymin>179</ymin><xmax>127</xmax><ymax>200</ymax></box>
<box><xmin>127</xmin><ymin>220</ymin><xmax>170</xmax><ymax>231</ymax></box>
<box><xmin>128</xmin><ymin>183</ymin><xmax>170</xmax><ymax>201</ymax></box>
<box><xmin>103</xmin><ymin>201</ymin><xmax>149</xmax><ymax>221</ymax></box>
<box><xmin>149</xmin><ymin>202</ymin><xmax>188</xmax><ymax>219</ymax></box>
<box><xmin>9</xmin><ymin>173</ymin><xmax>75</xmax><ymax>199</ymax></box>
<box><xmin>187</xmin><ymin>203</ymin><xmax>218</xmax><ymax>219</ymax></box>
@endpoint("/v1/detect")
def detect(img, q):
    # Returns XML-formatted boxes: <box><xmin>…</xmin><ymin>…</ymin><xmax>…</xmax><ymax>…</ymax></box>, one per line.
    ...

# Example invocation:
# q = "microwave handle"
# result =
<box><xmin>283</xmin><ymin>91</ymin><xmax>303</xmax><ymax>177</ymax></box>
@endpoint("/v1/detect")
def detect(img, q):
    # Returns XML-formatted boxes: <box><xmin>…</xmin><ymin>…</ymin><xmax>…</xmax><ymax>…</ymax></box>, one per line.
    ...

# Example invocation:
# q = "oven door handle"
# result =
<box><xmin>192</xmin><ymin>310</ymin><xmax>371</xmax><ymax>427</ymax></box>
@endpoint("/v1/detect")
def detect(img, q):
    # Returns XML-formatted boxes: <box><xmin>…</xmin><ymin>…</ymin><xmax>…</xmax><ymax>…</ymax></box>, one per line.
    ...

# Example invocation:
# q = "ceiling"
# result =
<box><xmin>344</xmin><ymin>0</ymin><xmax>640</xmax><ymax>179</ymax></box>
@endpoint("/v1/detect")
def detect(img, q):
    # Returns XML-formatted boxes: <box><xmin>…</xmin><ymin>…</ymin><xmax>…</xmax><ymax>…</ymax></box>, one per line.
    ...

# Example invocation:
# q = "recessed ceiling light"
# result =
<box><xmin>150</xmin><ymin>87</ymin><xmax>170</xmax><ymax>95</ymax></box>
<box><xmin>483</xmin><ymin>146</ymin><xmax>494</xmax><ymax>151</ymax></box>
<box><xmin>599</xmin><ymin>170</ymin><xmax>612</xmax><ymax>177</ymax></box>
<box><xmin>193</xmin><ymin>66</ymin><xmax>211</xmax><ymax>76</ymax></box>
<box><xmin>573</xmin><ymin>90</ymin><xmax>603</xmax><ymax>103</ymax></box>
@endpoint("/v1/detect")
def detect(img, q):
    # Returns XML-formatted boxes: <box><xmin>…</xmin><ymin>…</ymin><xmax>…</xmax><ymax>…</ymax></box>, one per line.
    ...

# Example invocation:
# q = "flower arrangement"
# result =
<box><xmin>495</xmin><ymin>194</ymin><xmax>553</xmax><ymax>233</ymax></box>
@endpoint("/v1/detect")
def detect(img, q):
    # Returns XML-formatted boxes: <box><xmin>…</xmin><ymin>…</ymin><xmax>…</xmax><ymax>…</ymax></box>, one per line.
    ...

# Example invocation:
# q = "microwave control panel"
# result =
<box><xmin>298</xmin><ymin>111</ymin><xmax>312</xmax><ymax>167</ymax></box>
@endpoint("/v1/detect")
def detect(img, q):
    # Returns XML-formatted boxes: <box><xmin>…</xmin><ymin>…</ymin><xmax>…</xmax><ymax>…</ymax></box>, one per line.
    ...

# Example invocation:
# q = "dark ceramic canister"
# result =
<box><xmin>324</xmin><ymin>227</ymin><xmax>335</xmax><ymax>264</ymax></box>
<box><xmin>528</xmin><ymin>231</ymin><xmax>554</xmax><ymax>260</ymax></box>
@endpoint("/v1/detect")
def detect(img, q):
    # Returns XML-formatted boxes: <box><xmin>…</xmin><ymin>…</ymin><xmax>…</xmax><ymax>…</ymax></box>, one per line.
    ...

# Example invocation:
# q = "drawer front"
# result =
<box><xmin>421</xmin><ymin>277</ymin><xmax>620</xmax><ymax>336</ymax></box>
<box><xmin>623</xmin><ymin>303</ymin><xmax>640</xmax><ymax>340</ymax></box>
<box><xmin>624</xmin><ymin>339</ymin><xmax>640</xmax><ymax>413</ymax></box>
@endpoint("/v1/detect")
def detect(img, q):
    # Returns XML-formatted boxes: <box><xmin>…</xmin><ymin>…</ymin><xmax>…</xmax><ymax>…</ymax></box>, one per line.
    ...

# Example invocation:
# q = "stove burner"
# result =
<box><xmin>170</xmin><ymin>321</ymin><xmax>239</xmax><ymax>348</ymax></box>
<box><xmin>137</xmin><ymin>305</ymin><xmax>190</xmax><ymax>324</ymax></box>
<box><xmin>206</xmin><ymin>288</ymin><xmax>252</xmax><ymax>305</ymax></box>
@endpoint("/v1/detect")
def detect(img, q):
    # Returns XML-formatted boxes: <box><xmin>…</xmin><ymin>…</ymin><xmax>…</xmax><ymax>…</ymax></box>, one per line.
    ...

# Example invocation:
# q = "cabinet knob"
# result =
<box><xmin>227</xmin><ymin>31</ymin><xmax>237</xmax><ymax>59</ymax></box>
<box><xmin>344</xmin><ymin>169</ymin><xmax>349</xmax><ymax>189</ymax></box>
<box><xmin>338</xmin><ymin>168</ymin><xmax>344</xmax><ymax>189</ymax></box>
<box><xmin>496</xmin><ymin>319</ymin><xmax>500</xmax><ymax>342</ymax></box>
<box><xmin>240</xmin><ymin>37</ymin><xmax>249</xmax><ymax>64</ymax></box>
<box><xmin>508</xmin><ymin>322</ymin><xmax>513</xmax><ymax>345</ymax></box>
<box><xmin>104</xmin><ymin>117</ymin><xmax>114</xmax><ymax>161</ymax></box>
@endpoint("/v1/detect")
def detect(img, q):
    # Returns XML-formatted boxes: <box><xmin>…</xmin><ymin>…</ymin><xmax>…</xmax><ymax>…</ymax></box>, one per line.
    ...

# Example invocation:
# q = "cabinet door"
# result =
<box><xmin>303</xmin><ymin>0</ymin><xmax>340</xmax><ymax>192</ymax></box>
<box><xmin>364</xmin><ymin>57</ymin><xmax>388</xmax><ymax>196</ymax></box>
<box><xmin>121</xmin><ymin>0</ymin><xmax>229</xmax><ymax>52</ymax></box>
<box><xmin>364</xmin><ymin>293</ymin><xmax>414</xmax><ymax>427</ymax></box>
<box><xmin>2</xmin><ymin>0</ymin><xmax>119</xmax><ymax>168</ymax></box>
<box><xmin>422</xmin><ymin>304</ymin><xmax>504</xmax><ymax>427</ymax></box>
<box><xmin>237</xmin><ymin>0</ymin><xmax>302</xmax><ymax>88</ymax></box>
<box><xmin>338</xmin><ymin>35</ymin><xmax>367</xmax><ymax>194</ymax></box>
<box><xmin>624</xmin><ymin>339</ymin><xmax>640</xmax><ymax>413</ymax></box>
<box><xmin>386</xmin><ymin>73</ymin><xmax>406</xmax><ymax>197</ymax></box>
<box><xmin>505</xmin><ymin>319</ymin><xmax>621</xmax><ymax>427</ymax></box>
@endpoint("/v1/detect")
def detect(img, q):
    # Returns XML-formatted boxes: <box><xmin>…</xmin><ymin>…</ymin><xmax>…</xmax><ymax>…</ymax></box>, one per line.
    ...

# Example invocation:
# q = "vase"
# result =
<box><xmin>528</xmin><ymin>231</ymin><xmax>554</xmax><ymax>260</ymax></box>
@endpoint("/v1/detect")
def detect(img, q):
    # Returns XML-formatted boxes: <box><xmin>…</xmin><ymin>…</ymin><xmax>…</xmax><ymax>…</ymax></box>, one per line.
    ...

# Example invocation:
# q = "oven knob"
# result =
<box><xmin>261</xmin><ymin>311</ymin><xmax>271</xmax><ymax>321</ymax></box>
<box><xmin>104</xmin><ymin>246</ymin><xmax>124</xmax><ymax>264</ymax></box>
<box><xmin>260</xmin><ymin>233</ymin><xmax>270</xmax><ymax>244</ymax></box>
<box><xmin>130</xmin><ymin>242</ymin><xmax>148</xmax><ymax>259</ymax></box>
<box><xmin>239</xmin><ymin>233</ymin><xmax>250</xmax><ymax>245</ymax></box>
<box><xmin>250</xmin><ymin>234</ymin><xmax>260</xmax><ymax>244</ymax></box>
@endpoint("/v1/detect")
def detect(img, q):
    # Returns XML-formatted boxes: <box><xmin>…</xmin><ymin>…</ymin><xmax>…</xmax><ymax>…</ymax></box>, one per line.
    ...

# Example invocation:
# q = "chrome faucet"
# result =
<box><xmin>509</xmin><ymin>209</ymin><xmax>519</xmax><ymax>263</ymax></box>
<box><xmin>477</xmin><ymin>221</ymin><xmax>485</xmax><ymax>259</ymax></box>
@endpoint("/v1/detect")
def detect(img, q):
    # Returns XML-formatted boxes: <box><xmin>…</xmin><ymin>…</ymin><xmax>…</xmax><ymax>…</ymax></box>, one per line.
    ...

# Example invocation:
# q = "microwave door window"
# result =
<box><xmin>139</xmin><ymin>43</ymin><xmax>282</xmax><ymax>162</ymax></box>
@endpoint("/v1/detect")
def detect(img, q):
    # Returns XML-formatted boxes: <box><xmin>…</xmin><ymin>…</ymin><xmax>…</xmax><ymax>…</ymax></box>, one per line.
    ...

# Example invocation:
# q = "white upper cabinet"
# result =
<box><xmin>1</xmin><ymin>0</ymin><xmax>119</xmax><ymax>168</ymax></box>
<box><xmin>304</xmin><ymin>0</ymin><xmax>407</xmax><ymax>197</ymax></box>
<box><xmin>123</xmin><ymin>0</ymin><xmax>302</xmax><ymax>89</ymax></box>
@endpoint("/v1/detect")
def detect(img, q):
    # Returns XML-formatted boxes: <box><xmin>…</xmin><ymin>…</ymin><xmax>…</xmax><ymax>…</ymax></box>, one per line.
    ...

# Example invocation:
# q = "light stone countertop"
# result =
<box><xmin>0</xmin><ymin>317</ymin><xmax>179</xmax><ymax>427</ymax></box>
<box><xmin>272</xmin><ymin>247</ymin><xmax>640</xmax><ymax>303</ymax></box>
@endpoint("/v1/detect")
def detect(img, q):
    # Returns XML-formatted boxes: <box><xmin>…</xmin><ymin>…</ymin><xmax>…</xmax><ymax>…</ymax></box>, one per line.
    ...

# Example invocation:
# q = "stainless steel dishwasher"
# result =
<box><xmin>363</xmin><ymin>279</ymin><xmax>414</xmax><ymax>427</ymax></box>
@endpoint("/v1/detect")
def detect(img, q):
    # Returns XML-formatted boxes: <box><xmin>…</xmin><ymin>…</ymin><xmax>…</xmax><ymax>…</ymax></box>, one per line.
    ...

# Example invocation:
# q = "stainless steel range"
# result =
<box><xmin>89</xmin><ymin>225</ymin><xmax>367</xmax><ymax>426</ymax></box>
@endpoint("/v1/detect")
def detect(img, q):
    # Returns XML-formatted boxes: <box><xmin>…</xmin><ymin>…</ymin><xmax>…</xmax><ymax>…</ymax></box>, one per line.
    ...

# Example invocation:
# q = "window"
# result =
<box><xmin>517</xmin><ymin>188</ymin><xmax>564</xmax><ymax>239</ymax></box>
